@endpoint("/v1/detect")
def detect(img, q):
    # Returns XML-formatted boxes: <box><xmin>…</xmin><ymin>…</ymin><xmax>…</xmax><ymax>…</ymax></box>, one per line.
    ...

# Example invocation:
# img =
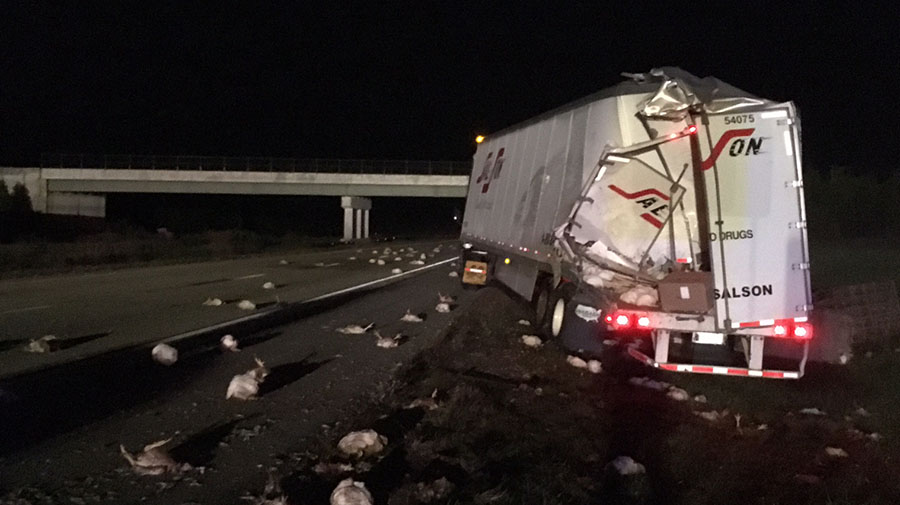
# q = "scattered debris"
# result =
<box><xmin>406</xmin><ymin>389</ymin><xmax>439</xmax><ymax>411</ymax></box>
<box><xmin>619</xmin><ymin>285</ymin><xmax>659</xmax><ymax>307</ymax></box>
<box><xmin>432</xmin><ymin>247</ymin><xmax>441</xmax><ymax>253</ymax></box>
<box><xmin>391</xmin><ymin>268</ymin><xmax>403</xmax><ymax>275</ymax></box>
<box><xmin>566</xmin><ymin>355</ymin><xmax>588</xmax><ymax>369</ymax></box>
<box><xmin>336</xmin><ymin>323</ymin><xmax>374</xmax><ymax>335</ymax></box>
<box><xmin>757</xmin><ymin>424</ymin><xmax>768</xmax><ymax>431</ymax></box>
<box><xmin>734</xmin><ymin>413</ymin><xmax>743</xmax><ymax>432</ymax></box>
<box><xmin>348</xmin><ymin>256</ymin><xmax>357</xmax><ymax>260</ymax></box>
<box><xmin>435</xmin><ymin>303</ymin><xmax>451</xmax><ymax>313</ymax></box>
<box><xmin>666</xmin><ymin>387</ymin><xmax>690</xmax><ymax>401</ymax></box>
<box><xmin>693</xmin><ymin>394</ymin><xmax>707</xmax><ymax>403</ymax></box>
<box><xmin>279</xmin><ymin>259</ymin><xmax>289</xmax><ymax>265</ymax></box>
<box><xmin>151</xmin><ymin>343</ymin><xmax>178</xmax><ymax>366</ymax></box>
<box><xmin>237</xmin><ymin>300</ymin><xmax>257</xmax><ymax>310</ymax></box>
<box><xmin>794</xmin><ymin>473</ymin><xmax>821</xmax><ymax>484</ymax></box>
<box><xmin>24</xmin><ymin>335</ymin><xmax>58</xmax><ymax>353</ymax></box>
<box><xmin>868</xmin><ymin>432</ymin><xmax>883</xmax><ymax>442</ymax></box>
<box><xmin>799</xmin><ymin>407</ymin><xmax>826</xmax><ymax>416</ymax></box>
<box><xmin>262</xmin><ymin>281</ymin><xmax>276</xmax><ymax>290</ymax></box>
<box><xmin>606</xmin><ymin>456</ymin><xmax>646</xmax><ymax>476</ymax></box>
<box><xmin>377</xmin><ymin>259</ymin><xmax>386</xmax><ymax>266</ymax></box>
<box><xmin>410</xmin><ymin>260</ymin><xmax>425</xmax><ymax>265</ymax></box>
<box><xmin>226</xmin><ymin>358</ymin><xmax>269</xmax><ymax>400</ymax></box>
<box><xmin>602</xmin><ymin>339</ymin><xmax>617</xmax><ymax>346</ymax></box>
<box><xmin>825</xmin><ymin>447</ymin><xmax>848</xmax><ymax>458</ymax></box>
<box><xmin>337</xmin><ymin>430</ymin><xmax>387</xmax><ymax>458</ymax></box>
<box><xmin>521</xmin><ymin>335</ymin><xmax>542</xmax><ymax>348</ymax></box>
<box><xmin>313</xmin><ymin>462</ymin><xmax>354</xmax><ymax>476</ymax></box>
<box><xmin>695</xmin><ymin>410</ymin><xmax>726</xmax><ymax>422</ymax></box>
<box><xmin>586</xmin><ymin>359</ymin><xmax>602</xmax><ymax>374</ymax></box>
<box><xmin>368</xmin><ymin>258</ymin><xmax>376</xmax><ymax>264</ymax></box>
<box><xmin>839</xmin><ymin>352</ymin><xmax>852</xmax><ymax>365</ymax></box>
<box><xmin>448</xmin><ymin>271</ymin><xmax>459</xmax><ymax>278</ymax></box>
<box><xmin>438</xmin><ymin>293</ymin><xmax>456</xmax><ymax>304</ymax></box>
<box><xmin>400</xmin><ymin>310</ymin><xmax>423</xmax><ymax>323</ymax></box>
<box><xmin>420</xmin><ymin>253</ymin><xmax>427</xmax><ymax>260</ymax></box>
<box><xmin>202</xmin><ymin>297</ymin><xmax>224</xmax><ymax>306</ymax></box>
<box><xmin>330</xmin><ymin>478</ymin><xmax>373</xmax><ymax>505</ymax></box>
<box><xmin>315</xmin><ymin>262</ymin><xmax>326</xmax><ymax>267</ymax></box>
<box><xmin>627</xmin><ymin>376</ymin><xmax>670</xmax><ymax>391</ymax></box>
<box><xmin>517</xmin><ymin>319</ymin><xmax>531</xmax><ymax>326</ymax></box>
<box><xmin>395</xmin><ymin>257</ymin><xmax>402</xmax><ymax>262</ymax></box>
<box><xmin>854</xmin><ymin>407</ymin><xmax>871</xmax><ymax>417</ymax></box>
<box><xmin>220</xmin><ymin>334</ymin><xmax>240</xmax><ymax>352</ymax></box>
<box><xmin>375</xmin><ymin>331</ymin><xmax>402</xmax><ymax>349</ymax></box>
<box><xmin>120</xmin><ymin>439</ymin><xmax>184</xmax><ymax>476</ymax></box>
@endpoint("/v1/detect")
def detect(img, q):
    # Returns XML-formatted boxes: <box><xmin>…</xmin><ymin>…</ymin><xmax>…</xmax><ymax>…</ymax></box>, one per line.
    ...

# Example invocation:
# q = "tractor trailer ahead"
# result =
<box><xmin>459</xmin><ymin>68</ymin><xmax>813</xmax><ymax>379</ymax></box>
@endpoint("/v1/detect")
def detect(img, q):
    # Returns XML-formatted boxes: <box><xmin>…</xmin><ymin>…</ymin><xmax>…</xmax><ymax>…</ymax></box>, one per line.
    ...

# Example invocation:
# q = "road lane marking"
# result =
<box><xmin>0</xmin><ymin>304</ymin><xmax>53</xmax><ymax>316</ymax></box>
<box><xmin>160</xmin><ymin>256</ymin><xmax>456</xmax><ymax>345</ymax></box>
<box><xmin>235</xmin><ymin>273</ymin><xmax>266</xmax><ymax>280</ymax></box>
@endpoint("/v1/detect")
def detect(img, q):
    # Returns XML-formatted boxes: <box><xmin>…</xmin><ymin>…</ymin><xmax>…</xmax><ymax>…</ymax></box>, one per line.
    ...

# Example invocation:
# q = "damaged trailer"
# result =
<box><xmin>458</xmin><ymin>67</ymin><xmax>813</xmax><ymax>379</ymax></box>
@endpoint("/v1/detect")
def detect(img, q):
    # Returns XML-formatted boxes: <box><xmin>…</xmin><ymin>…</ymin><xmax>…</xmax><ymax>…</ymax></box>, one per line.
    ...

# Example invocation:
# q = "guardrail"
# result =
<box><xmin>40</xmin><ymin>154</ymin><xmax>471</xmax><ymax>176</ymax></box>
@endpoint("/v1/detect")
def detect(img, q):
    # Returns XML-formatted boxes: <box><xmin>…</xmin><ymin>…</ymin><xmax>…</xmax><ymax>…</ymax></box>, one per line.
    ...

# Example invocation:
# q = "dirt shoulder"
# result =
<box><xmin>270</xmin><ymin>286</ymin><xmax>900</xmax><ymax>505</ymax></box>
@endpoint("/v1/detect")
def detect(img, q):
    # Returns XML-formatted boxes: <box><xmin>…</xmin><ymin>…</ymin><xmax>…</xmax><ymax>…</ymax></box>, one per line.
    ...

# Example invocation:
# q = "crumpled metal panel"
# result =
<box><xmin>629</xmin><ymin>67</ymin><xmax>774</xmax><ymax>120</ymax></box>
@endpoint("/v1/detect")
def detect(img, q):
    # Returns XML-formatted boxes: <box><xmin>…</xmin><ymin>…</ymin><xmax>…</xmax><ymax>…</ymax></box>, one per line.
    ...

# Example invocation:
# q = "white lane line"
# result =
<box><xmin>234</xmin><ymin>273</ymin><xmax>266</xmax><ymax>280</ymax></box>
<box><xmin>306</xmin><ymin>257</ymin><xmax>455</xmax><ymax>303</ymax></box>
<box><xmin>0</xmin><ymin>304</ymin><xmax>53</xmax><ymax>316</ymax></box>
<box><xmin>160</xmin><ymin>257</ymin><xmax>455</xmax><ymax>344</ymax></box>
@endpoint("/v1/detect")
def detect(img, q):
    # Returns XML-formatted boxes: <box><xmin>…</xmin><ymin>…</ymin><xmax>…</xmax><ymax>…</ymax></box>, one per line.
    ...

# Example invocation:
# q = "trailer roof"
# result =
<box><xmin>487</xmin><ymin>67</ymin><xmax>757</xmax><ymax>139</ymax></box>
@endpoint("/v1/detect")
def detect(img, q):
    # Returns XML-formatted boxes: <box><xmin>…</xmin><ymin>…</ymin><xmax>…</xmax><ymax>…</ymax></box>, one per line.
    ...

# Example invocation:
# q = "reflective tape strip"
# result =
<box><xmin>465</xmin><ymin>268</ymin><xmax>484</xmax><ymax>274</ymax></box>
<box><xmin>793</xmin><ymin>316</ymin><xmax>808</xmax><ymax>323</ymax></box>
<box><xmin>627</xmin><ymin>350</ymin><xmax>801</xmax><ymax>380</ymax></box>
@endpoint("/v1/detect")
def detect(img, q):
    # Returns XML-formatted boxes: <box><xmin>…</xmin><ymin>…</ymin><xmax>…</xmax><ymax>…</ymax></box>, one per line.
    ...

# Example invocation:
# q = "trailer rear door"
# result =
<box><xmin>699</xmin><ymin>105</ymin><xmax>811</xmax><ymax>330</ymax></box>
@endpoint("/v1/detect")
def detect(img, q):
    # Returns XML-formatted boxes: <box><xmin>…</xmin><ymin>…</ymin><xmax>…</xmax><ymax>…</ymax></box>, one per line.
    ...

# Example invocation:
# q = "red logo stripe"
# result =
<box><xmin>640</xmin><ymin>213</ymin><xmax>663</xmax><ymax>228</ymax></box>
<box><xmin>608</xmin><ymin>184</ymin><xmax>670</xmax><ymax>201</ymax></box>
<box><xmin>700</xmin><ymin>128</ymin><xmax>754</xmax><ymax>170</ymax></box>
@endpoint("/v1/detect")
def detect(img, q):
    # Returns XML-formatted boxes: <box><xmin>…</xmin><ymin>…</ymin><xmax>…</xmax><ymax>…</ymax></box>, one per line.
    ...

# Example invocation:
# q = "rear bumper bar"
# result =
<box><xmin>627</xmin><ymin>347</ymin><xmax>802</xmax><ymax>379</ymax></box>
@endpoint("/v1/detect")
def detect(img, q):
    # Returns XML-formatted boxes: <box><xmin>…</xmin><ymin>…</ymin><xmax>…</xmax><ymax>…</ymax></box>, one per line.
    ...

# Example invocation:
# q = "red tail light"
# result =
<box><xmin>793</xmin><ymin>323</ymin><xmax>813</xmax><ymax>340</ymax></box>
<box><xmin>773</xmin><ymin>324</ymin><xmax>788</xmax><ymax>336</ymax></box>
<box><xmin>612</xmin><ymin>313</ymin><xmax>632</xmax><ymax>330</ymax></box>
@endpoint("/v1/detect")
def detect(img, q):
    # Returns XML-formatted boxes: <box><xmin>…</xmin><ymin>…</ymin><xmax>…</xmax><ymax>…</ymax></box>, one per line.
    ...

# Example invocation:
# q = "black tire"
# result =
<box><xmin>547</xmin><ymin>283</ymin><xmax>607</xmax><ymax>356</ymax></box>
<box><xmin>531</xmin><ymin>277</ymin><xmax>552</xmax><ymax>327</ymax></box>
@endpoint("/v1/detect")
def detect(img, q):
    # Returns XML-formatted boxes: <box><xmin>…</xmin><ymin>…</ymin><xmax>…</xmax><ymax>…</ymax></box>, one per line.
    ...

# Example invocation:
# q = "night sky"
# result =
<box><xmin>1</xmin><ymin>3</ymin><xmax>896</xmax><ymax>175</ymax></box>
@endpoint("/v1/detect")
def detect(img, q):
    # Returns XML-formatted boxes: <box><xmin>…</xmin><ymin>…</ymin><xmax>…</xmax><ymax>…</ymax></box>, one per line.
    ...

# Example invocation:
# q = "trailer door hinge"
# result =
<box><xmin>792</xmin><ymin>262</ymin><xmax>811</xmax><ymax>270</ymax></box>
<box><xmin>786</xmin><ymin>180</ymin><xmax>803</xmax><ymax>188</ymax></box>
<box><xmin>789</xmin><ymin>221</ymin><xmax>807</xmax><ymax>229</ymax></box>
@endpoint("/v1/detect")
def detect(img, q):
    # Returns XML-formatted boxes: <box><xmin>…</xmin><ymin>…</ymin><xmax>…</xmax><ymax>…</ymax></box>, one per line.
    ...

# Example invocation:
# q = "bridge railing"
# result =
<box><xmin>40</xmin><ymin>154</ymin><xmax>471</xmax><ymax>176</ymax></box>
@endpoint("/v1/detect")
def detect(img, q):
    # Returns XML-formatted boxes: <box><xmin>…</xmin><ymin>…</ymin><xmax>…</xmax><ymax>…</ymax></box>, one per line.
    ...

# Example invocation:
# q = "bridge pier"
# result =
<box><xmin>341</xmin><ymin>196</ymin><xmax>371</xmax><ymax>241</ymax></box>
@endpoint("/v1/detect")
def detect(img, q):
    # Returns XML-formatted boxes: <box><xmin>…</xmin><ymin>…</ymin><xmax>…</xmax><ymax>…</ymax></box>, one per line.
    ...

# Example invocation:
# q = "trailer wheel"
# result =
<box><xmin>532</xmin><ymin>278</ymin><xmax>551</xmax><ymax>326</ymax></box>
<box><xmin>544</xmin><ymin>283</ymin><xmax>575</xmax><ymax>338</ymax></box>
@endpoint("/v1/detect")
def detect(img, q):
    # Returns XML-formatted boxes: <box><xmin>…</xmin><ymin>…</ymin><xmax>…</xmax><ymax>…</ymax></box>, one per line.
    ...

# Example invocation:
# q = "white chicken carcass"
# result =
<box><xmin>376</xmin><ymin>259</ymin><xmax>386</xmax><ymax>266</ymax></box>
<box><xmin>220</xmin><ymin>334</ymin><xmax>240</xmax><ymax>352</ymax></box>
<box><xmin>391</xmin><ymin>268</ymin><xmax>403</xmax><ymax>275</ymax></box>
<box><xmin>336</xmin><ymin>323</ymin><xmax>374</xmax><ymax>335</ymax></box>
<box><xmin>448</xmin><ymin>271</ymin><xmax>458</xmax><ymax>278</ymax></box>
<box><xmin>226</xmin><ymin>358</ymin><xmax>269</xmax><ymax>400</ymax></box>
<box><xmin>375</xmin><ymin>331</ymin><xmax>402</xmax><ymax>348</ymax></box>
<box><xmin>400</xmin><ymin>310</ymin><xmax>423</xmax><ymax>323</ymax></box>
<box><xmin>435</xmin><ymin>303</ymin><xmax>451</xmax><ymax>313</ymax></box>
<box><xmin>666</xmin><ymin>387</ymin><xmax>690</xmax><ymax>401</ymax></box>
<box><xmin>566</xmin><ymin>355</ymin><xmax>588</xmax><ymax>369</ymax></box>
<box><xmin>348</xmin><ymin>256</ymin><xmax>357</xmax><ymax>260</ymax></box>
<box><xmin>432</xmin><ymin>247</ymin><xmax>441</xmax><ymax>253</ymax></box>
<box><xmin>394</xmin><ymin>257</ymin><xmax>402</xmax><ymax>262</ymax></box>
<box><xmin>330</xmin><ymin>478</ymin><xmax>373</xmax><ymax>505</ymax></box>
<box><xmin>587</xmin><ymin>359</ymin><xmax>602</xmax><ymax>374</ymax></box>
<box><xmin>120</xmin><ymin>438</ymin><xmax>182</xmax><ymax>476</ymax></box>
<box><xmin>521</xmin><ymin>335</ymin><xmax>542</xmax><ymax>348</ymax></box>
<box><xmin>24</xmin><ymin>335</ymin><xmax>57</xmax><ymax>353</ymax></box>
<box><xmin>237</xmin><ymin>300</ymin><xmax>257</xmax><ymax>310</ymax></box>
<box><xmin>437</xmin><ymin>293</ymin><xmax>456</xmax><ymax>304</ymax></box>
<box><xmin>410</xmin><ymin>260</ymin><xmax>425</xmax><ymax>265</ymax></box>
<box><xmin>262</xmin><ymin>281</ymin><xmax>276</xmax><ymax>290</ymax></box>
<box><xmin>368</xmin><ymin>258</ymin><xmax>376</xmax><ymax>264</ymax></box>
<box><xmin>202</xmin><ymin>297</ymin><xmax>224</xmax><ymax>306</ymax></box>
<box><xmin>420</xmin><ymin>253</ymin><xmax>427</xmax><ymax>260</ymax></box>
<box><xmin>337</xmin><ymin>429</ymin><xmax>387</xmax><ymax>458</ymax></box>
<box><xmin>607</xmin><ymin>456</ymin><xmax>646</xmax><ymax>476</ymax></box>
<box><xmin>517</xmin><ymin>319</ymin><xmax>531</xmax><ymax>326</ymax></box>
<box><xmin>278</xmin><ymin>259</ymin><xmax>289</xmax><ymax>265</ymax></box>
<box><xmin>151</xmin><ymin>343</ymin><xmax>178</xmax><ymax>365</ymax></box>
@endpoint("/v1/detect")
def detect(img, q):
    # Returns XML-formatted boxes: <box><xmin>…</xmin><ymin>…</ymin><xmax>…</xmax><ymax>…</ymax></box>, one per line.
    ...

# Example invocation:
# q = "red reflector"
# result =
<box><xmin>727</xmin><ymin>368</ymin><xmax>749</xmax><ymax>376</ymax></box>
<box><xmin>692</xmin><ymin>366</ymin><xmax>714</xmax><ymax>373</ymax></box>
<box><xmin>637</xmin><ymin>316</ymin><xmax>651</xmax><ymax>328</ymax></box>
<box><xmin>605</xmin><ymin>315</ymin><xmax>613</xmax><ymax>323</ymax></box>
<box><xmin>675</xmin><ymin>257</ymin><xmax>691</xmax><ymax>264</ymax></box>
<box><xmin>688</xmin><ymin>125</ymin><xmax>697</xmax><ymax>134</ymax></box>
<box><xmin>773</xmin><ymin>324</ymin><xmax>787</xmax><ymax>336</ymax></box>
<box><xmin>659</xmin><ymin>363</ymin><xmax>678</xmax><ymax>371</ymax></box>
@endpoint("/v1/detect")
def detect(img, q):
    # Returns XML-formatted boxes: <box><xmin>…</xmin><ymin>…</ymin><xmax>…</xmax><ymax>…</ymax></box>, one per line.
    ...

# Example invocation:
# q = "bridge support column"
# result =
<box><xmin>340</xmin><ymin>196</ymin><xmax>372</xmax><ymax>242</ymax></box>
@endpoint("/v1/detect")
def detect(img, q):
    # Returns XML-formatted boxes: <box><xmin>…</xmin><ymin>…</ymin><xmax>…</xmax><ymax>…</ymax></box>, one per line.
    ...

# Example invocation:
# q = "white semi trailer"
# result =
<box><xmin>459</xmin><ymin>68</ymin><xmax>813</xmax><ymax>379</ymax></box>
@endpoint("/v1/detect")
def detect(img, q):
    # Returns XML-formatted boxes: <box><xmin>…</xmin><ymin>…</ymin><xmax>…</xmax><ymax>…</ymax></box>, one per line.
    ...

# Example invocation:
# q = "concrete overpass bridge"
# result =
<box><xmin>1</xmin><ymin>154</ymin><xmax>471</xmax><ymax>240</ymax></box>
